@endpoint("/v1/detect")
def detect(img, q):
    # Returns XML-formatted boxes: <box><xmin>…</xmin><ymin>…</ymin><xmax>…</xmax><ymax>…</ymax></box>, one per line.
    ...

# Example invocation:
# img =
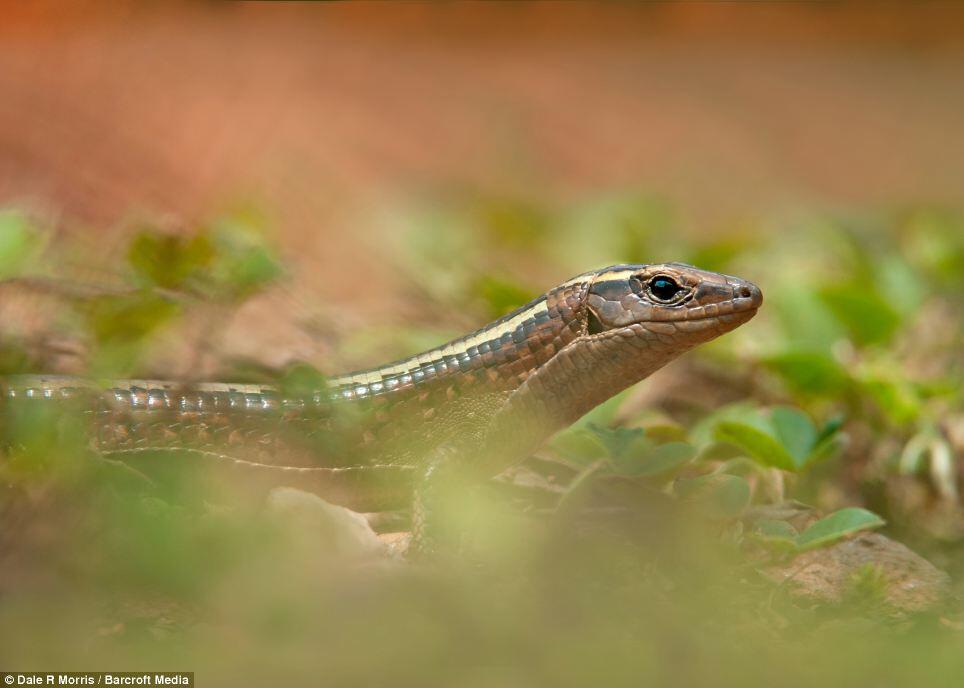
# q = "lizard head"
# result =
<box><xmin>580</xmin><ymin>263</ymin><xmax>762</xmax><ymax>347</ymax></box>
<box><xmin>483</xmin><ymin>263</ymin><xmax>762</xmax><ymax>465</ymax></box>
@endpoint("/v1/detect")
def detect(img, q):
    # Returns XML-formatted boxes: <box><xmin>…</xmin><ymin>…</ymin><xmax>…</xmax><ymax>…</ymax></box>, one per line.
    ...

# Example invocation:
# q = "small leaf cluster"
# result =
<box><xmin>704</xmin><ymin>404</ymin><xmax>845</xmax><ymax>473</ymax></box>
<box><xmin>749</xmin><ymin>508</ymin><xmax>885</xmax><ymax>554</ymax></box>
<box><xmin>549</xmin><ymin>400</ymin><xmax>870</xmax><ymax>553</ymax></box>
<box><xmin>0</xmin><ymin>209</ymin><xmax>283</xmax><ymax>377</ymax></box>
<box><xmin>127</xmin><ymin>211</ymin><xmax>284</xmax><ymax>300</ymax></box>
<box><xmin>395</xmin><ymin>193</ymin><xmax>961</xmax><ymax>546</ymax></box>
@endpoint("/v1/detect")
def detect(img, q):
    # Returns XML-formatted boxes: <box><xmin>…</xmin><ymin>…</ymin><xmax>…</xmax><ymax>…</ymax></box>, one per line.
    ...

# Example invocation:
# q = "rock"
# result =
<box><xmin>265</xmin><ymin>487</ymin><xmax>388</xmax><ymax>560</ymax></box>
<box><xmin>377</xmin><ymin>531</ymin><xmax>412</xmax><ymax>558</ymax></box>
<box><xmin>762</xmin><ymin>531</ymin><xmax>951</xmax><ymax>613</ymax></box>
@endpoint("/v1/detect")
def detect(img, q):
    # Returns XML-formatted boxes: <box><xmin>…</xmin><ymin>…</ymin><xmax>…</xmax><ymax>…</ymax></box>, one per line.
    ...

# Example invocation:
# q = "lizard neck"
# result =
<box><xmin>328</xmin><ymin>279</ymin><xmax>590</xmax><ymax>404</ymax></box>
<box><xmin>478</xmin><ymin>323</ymin><xmax>690</xmax><ymax>473</ymax></box>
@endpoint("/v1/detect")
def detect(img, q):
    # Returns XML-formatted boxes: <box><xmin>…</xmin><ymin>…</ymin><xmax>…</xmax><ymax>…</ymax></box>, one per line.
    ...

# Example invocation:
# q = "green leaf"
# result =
<box><xmin>803</xmin><ymin>433</ymin><xmax>847</xmax><ymax>468</ymax></box>
<box><xmin>206</xmin><ymin>215</ymin><xmax>284</xmax><ymax>299</ymax></box>
<box><xmin>770</xmin><ymin>406</ymin><xmax>817</xmax><ymax>468</ymax></box>
<box><xmin>84</xmin><ymin>292</ymin><xmax>181</xmax><ymax>345</ymax></box>
<box><xmin>795</xmin><ymin>508</ymin><xmax>885</xmax><ymax>551</ymax></box>
<box><xmin>80</xmin><ymin>291</ymin><xmax>182</xmax><ymax>376</ymax></box>
<box><xmin>802</xmin><ymin>415</ymin><xmax>848</xmax><ymax>468</ymax></box>
<box><xmin>587</xmin><ymin>424</ymin><xmax>647</xmax><ymax>461</ymax></box>
<box><xmin>550</xmin><ymin>428</ymin><xmax>610</xmax><ymax>464</ymax></box>
<box><xmin>750</xmin><ymin>519</ymin><xmax>799</xmax><ymax>551</ymax></box>
<box><xmin>704</xmin><ymin>405</ymin><xmax>842</xmax><ymax>473</ymax></box>
<box><xmin>639</xmin><ymin>422</ymin><xmax>687</xmax><ymax>444</ymax></box>
<box><xmin>771</xmin><ymin>285</ymin><xmax>845</xmax><ymax>351</ymax></box>
<box><xmin>697</xmin><ymin>441</ymin><xmax>748</xmax><ymax>463</ymax></box>
<box><xmin>614</xmin><ymin>441</ymin><xmax>695</xmax><ymax>478</ymax></box>
<box><xmin>278</xmin><ymin>362</ymin><xmax>328</xmax><ymax>399</ymax></box>
<box><xmin>0</xmin><ymin>212</ymin><xmax>44</xmax><ymax>278</ymax></box>
<box><xmin>818</xmin><ymin>284</ymin><xmax>902</xmax><ymax>347</ymax></box>
<box><xmin>859</xmin><ymin>375</ymin><xmax>922</xmax><ymax>427</ymax></box>
<box><xmin>762</xmin><ymin>350</ymin><xmax>849</xmax><ymax>396</ymax></box>
<box><xmin>814</xmin><ymin>414</ymin><xmax>845</xmax><ymax>446</ymax></box>
<box><xmin>876</xmin><ymin>254</ymin><xmax>926</xmax><ymax>316</ymax></box>
<box><xmin>714</xmin><ymin>421</ymin><xmax>796</xmax><ymax>472</ymax></box>
<box><xmin>754</xmin><ymin>519</ymin><xmax>799</xmax><ymax>539</ymax></box>
<box><xmin>902</xmin><ymin>208</ymin><xmax>964</xmax><ymax>290</ymax></box>
<box><xmin>569</xmin><ymin>389</ymin><xmax>630</xmax><ymax>431</ymax></box>
<box><xmin>675</xmin><ymin>474</ymin><xmax>751</xmax><ymax>519</ymax></box>
<box><xmin>128</xmin><ymin>230</ymin><xmax>215</xmax><ymax>291</ymax></box>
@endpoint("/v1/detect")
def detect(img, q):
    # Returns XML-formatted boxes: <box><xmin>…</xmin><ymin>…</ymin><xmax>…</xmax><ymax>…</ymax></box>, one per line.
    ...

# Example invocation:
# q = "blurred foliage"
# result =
<box><xmin>128</xmin><ymin>210</ymin><xmax>284</xmax><ymax>300</ymax></box>
<box><xmin>792</xmin><ymin>507</ymin><xmax>886</xmax><ymax>551</ymax></box>
<box><xmin>393</xmin><ymin>190</ymin><xmax>963</xmax><ymax>589</ymax></box>
<box><xmin>0</xmin><ymin>208</ymin><xmax>283</xmax><ymax>377</ymax></box>
<box><xmin>0</xmin><ymin>211</ymin><xmax>47</xmax><ymax>279</ymax></box>
<box><xmin>397</xmin><ymin>190</ymin><xmax>961</xmax><ymax>430</ymax></box>
<box><xmin>1</xmin><ymin>197</ymin><xmax>963</xmax><ymax>685</ymax></box>
<box><xmin>80</xmin><ymin>292</ymin><xmax>183</xmax><ymax>375</ymax></box>
<box><xmin>749</xmin><ymin>507</ymin><xmax>886</xmax><ymax>554</ymax></box>
<box><xmin>706</xmin><ymin>404</ymin><xmax>846</xmax><ymax>472</ymax></box>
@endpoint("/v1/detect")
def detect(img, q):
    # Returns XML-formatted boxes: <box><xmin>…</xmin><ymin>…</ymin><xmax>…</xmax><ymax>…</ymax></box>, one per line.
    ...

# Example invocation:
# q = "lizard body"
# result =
<box><xmin>1</xmin><ymin>263</ymin><xmax>761</xmax><ymax>512</ymax></box>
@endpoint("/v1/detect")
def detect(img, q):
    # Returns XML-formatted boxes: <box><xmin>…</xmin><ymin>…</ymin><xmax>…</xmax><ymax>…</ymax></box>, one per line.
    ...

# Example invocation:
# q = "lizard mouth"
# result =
<box><xmin>584</xmin><ymin>300</ymin><xmax>760</xmax><ymax>341</ymax></box>
<box><xmin>669</xmin><ymin>305</ymin><xmax>761</xmax><ymax>334</ymax></box>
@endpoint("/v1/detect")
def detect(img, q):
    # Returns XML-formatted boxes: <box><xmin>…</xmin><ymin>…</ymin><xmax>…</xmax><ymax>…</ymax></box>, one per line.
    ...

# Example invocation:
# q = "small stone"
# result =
<box><xmin>265</xmin><ymin>487</ymin><xmax>388</xmax><ymax>559</ymax></box>
<box><xmin>762</xmin><ymin>531</ymin><xmax>951</xmax><ymax>613</ymax></box>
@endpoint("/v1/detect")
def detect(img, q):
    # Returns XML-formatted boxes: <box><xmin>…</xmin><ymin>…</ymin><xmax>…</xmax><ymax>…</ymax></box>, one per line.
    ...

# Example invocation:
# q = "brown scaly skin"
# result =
<box><xmin>1</xmin><ymin>264</ymin><xmax>762</xmax><ymax>516</ymax></box>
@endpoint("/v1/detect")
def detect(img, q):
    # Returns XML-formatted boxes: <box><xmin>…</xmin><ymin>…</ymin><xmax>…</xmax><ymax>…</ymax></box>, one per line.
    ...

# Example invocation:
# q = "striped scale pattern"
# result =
<box><xmin>0</xmin><ymin>263</ymin><xmax>762</xmax><ymax>510</ymax></box>
<box><xmin>0</xmin><ymin>275</ymin><xmax>591</xmax><ymax>471</ymax></box>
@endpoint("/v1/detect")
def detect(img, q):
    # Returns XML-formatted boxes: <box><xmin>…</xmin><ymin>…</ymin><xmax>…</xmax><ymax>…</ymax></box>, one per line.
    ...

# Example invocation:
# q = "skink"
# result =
<box><xmin>1</xmin><ymin>263</ymin><xmax>762</xmax><ymax>512</ymax></box>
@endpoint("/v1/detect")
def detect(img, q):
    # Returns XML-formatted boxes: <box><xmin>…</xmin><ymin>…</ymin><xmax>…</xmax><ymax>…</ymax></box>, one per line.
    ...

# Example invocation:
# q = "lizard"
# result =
<box><xmin>0</xmin><ymin>263</ymin><xmax>762</xmax><ymax>534</ymax></box>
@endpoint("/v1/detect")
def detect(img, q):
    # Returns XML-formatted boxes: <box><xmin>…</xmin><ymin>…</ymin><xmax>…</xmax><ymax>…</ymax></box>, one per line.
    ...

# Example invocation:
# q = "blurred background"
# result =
<box><xmin>2</xmin><ymin>1</ymin><xmax>963</xmax><ymax>366</ymax></box>
<box><xmin>2</xmin><ymin>2</ymin><xmax>963</xmax><ymax>323</ymax></box>
<box><xmin>1</xmin><ymin>3</ymin><xmax>963</xmax><ymax>686</ymax></box>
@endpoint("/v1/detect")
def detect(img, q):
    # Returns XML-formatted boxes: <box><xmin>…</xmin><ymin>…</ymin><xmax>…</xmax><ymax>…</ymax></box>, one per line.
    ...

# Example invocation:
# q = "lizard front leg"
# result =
<box><xmin>408</xmin><ymin>446</ymin><xmax>469</xmax><ymax>558</ymax></box>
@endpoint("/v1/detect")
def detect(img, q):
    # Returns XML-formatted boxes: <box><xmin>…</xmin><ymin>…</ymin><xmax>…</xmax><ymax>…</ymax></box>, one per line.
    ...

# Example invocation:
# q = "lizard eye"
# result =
<box><xmin>647</xmin><ymin>276</ymin><xmax>683</xmax><ymax>303</ymax></box>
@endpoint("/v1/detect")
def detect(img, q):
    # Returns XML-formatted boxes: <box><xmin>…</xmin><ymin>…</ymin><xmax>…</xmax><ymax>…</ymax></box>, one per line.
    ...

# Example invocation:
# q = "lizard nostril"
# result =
<box><xmin>739</xmin><ymin>286</ymin><xmax>752</xmax><ymax>299</ymax></box>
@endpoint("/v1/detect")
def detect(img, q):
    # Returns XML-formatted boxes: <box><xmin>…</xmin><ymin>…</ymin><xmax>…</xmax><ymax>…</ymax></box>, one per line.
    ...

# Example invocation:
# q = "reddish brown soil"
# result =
<box><xmin>0</xmin><ymin>2</ymin><xmax>962</xmax><ymax>325</ymax></box>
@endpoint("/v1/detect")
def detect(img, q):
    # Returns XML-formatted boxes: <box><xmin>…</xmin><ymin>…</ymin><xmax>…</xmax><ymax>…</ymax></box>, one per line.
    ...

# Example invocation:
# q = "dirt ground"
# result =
<box><xmin>1</xmin><ymin>1</ymin><xmax>963</xmax><ymax>330</ymax></box>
